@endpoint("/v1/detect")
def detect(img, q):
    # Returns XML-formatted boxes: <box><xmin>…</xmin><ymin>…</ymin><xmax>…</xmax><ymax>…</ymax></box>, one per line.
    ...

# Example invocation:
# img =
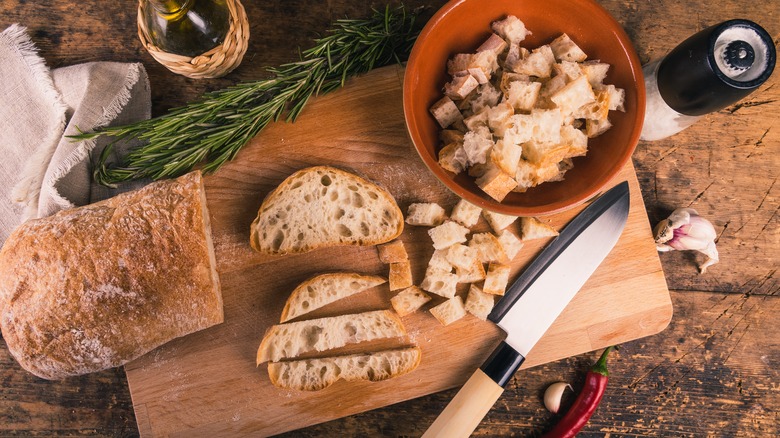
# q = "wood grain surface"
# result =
<box><xmin>121</xmin><ymin>65</ymin><xmax>670</xmax><ymax>437</ymax></box>
<box><xmin>1</xmin><ymin>0</ymin><xmax>778</xmax><ymax>436</ymax></box>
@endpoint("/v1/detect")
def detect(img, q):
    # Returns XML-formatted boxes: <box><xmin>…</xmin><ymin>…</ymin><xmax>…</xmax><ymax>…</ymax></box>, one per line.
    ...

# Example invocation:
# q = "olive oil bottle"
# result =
<box><xmin>142</xmin><ymin>0</ymin><xmax>230</xmax><ymax>57</ymax></box>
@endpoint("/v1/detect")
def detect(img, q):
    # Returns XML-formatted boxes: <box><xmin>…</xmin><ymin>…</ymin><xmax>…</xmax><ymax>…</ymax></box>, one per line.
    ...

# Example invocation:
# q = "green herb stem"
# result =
<box><xmin>73</xmin><ymin>5</ymin><xmax>420</xmax><ymax>186</ymax></box>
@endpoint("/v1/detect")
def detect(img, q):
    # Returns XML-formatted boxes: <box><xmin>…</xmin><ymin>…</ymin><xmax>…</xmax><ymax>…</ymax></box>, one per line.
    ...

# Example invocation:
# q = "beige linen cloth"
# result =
<box><xmin>0</xmin><ymin>24</ymin><xmax>151</xmax><ymax>246</ymax></box>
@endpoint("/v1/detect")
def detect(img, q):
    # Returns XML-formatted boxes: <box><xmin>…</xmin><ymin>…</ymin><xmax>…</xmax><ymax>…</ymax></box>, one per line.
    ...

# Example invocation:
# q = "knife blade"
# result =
<box><xmin>423</xmin><ymin>181</ymin><xmax>630</xmax><ymax>438</ymax></box>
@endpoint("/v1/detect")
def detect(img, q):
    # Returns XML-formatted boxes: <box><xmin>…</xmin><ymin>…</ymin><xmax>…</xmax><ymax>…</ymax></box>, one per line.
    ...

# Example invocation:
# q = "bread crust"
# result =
<box><xmin>0</xmin><ymin>171</ymin><xmax>223</xmax><ymax>380</ymax></box>
<box><xmin>249</xmin><ymin>166</ymin><xmax>404</xmax><ymax>255</ymax></box>
<box><xmin>267</xmin><ymin>346</ymin><xmax>422</xmax><ymax>391</ymax></box>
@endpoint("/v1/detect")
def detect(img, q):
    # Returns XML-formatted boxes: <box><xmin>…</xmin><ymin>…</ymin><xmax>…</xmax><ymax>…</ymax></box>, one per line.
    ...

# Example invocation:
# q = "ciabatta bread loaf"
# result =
<box><xmin>0</xmin><ymin>171</ymin><xmax>223</xmax><ymax>380</ymax></box>
<box><xmin>257</xmin><ymin>310</ymin><xmax>406</xmax><ymax>364</ymax></box>
<box><xmin>250</xmin><ymin>166</ymin><xmax>403</xmax><ymax>255</ymax></box>
<box><xmin>268</xmin><ymin>347</ymin><xmax>422</xmax><ymax>391</ymax></box>
<box><xmin>280</xmin><ymin>272</ymin><xmax>386</xmax><ymax>323</ymax></box>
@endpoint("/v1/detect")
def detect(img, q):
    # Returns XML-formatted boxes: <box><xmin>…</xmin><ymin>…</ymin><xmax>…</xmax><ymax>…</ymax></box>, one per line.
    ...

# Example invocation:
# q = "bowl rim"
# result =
<box><xmin>403</xmin><ymin>0</ymin><xmax>646</xmax><ymax>216</ymax></box>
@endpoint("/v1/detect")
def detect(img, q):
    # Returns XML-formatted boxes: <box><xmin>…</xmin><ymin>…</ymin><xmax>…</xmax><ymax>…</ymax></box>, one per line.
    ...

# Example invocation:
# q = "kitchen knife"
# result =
<box><xmin>423</xmin><ymin>181</ymin><xmax>630</xmax><ymax>438</ymax></box>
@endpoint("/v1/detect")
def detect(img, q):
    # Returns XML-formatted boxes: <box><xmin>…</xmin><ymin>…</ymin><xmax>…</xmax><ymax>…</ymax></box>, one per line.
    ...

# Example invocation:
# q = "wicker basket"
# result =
<box><xmin>137</xmin><ymin>0</ymin><xmax>249</xmax><ymax>79</ymax></box>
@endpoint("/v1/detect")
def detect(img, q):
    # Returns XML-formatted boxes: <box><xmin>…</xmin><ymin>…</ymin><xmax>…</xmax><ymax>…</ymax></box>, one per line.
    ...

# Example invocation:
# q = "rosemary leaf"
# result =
<box><xmin>74</xmin><ymin>5</ymin><xmax>420</xmax><ymax>187</ymax></box>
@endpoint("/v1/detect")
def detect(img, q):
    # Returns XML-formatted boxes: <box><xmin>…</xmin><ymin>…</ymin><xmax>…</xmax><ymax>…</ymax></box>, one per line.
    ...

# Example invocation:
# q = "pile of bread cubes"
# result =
<box><xmin>380</xmin><ymin>198</ymin><xmax>558</xmax><ymax>326</ymax></box>
<box><xmin>429</xmin><ymin>15</ymin><xmax>625</xmax><ymax>201</ymax></box>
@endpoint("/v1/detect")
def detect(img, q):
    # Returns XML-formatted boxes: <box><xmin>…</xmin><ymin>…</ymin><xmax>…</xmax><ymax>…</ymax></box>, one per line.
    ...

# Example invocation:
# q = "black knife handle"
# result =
<box><xmin>479</xmin><ymin>341</ymin><xmax>526</xmax><ymax>388</ymax></box>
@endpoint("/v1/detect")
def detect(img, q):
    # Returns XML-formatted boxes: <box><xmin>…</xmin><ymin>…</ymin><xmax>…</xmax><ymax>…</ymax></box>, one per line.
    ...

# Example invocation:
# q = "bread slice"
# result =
<box><xmin>280</xmin><ymin>273</ymin><xmax>387</xmax><ymax>323</ymax></box>
<box><xmin>257</xmin><ymin>310</ymin><xmax>406</xmax><ymax>364</ymax></box>
<box><xmin>391</xmin><ymin>286</ymin><xmax>432</xmax><ymax>317</ymax></box>
<box><xmin>268</xmin><ymin>347</ymin><xmax>422</xmax><ymax>391</ymax></box>
<box><xmin>250</xmin><ymin>166</ymin><xmax>403</xmax><ymax>255</ymax></box>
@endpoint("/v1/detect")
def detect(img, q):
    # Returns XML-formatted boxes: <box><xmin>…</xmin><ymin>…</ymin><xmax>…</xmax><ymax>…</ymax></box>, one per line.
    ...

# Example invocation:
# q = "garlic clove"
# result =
<box><xmin>544</xmin><ymin>381</ymin><xmax>572</xmax><ymax>414</ymax></box>
<box><xmin>653</xmin><ymin>208</ymin><xmax>719</xmax><ymax>273</ymax></box>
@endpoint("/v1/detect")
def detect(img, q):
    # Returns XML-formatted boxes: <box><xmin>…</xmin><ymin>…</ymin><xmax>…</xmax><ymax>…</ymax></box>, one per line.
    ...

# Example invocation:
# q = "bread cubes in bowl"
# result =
<box><xmin>403</xmin><ymin>0</ymin><xmax>645</xmax><ymax>216</ymax></box>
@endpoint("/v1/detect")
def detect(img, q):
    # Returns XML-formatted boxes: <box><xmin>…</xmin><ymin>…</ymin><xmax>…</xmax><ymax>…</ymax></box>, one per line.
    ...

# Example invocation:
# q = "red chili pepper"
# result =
<box><xmin>543</xmin><ymin>346</ymin><xmax>615</xmax><ymax>438</ymax></box>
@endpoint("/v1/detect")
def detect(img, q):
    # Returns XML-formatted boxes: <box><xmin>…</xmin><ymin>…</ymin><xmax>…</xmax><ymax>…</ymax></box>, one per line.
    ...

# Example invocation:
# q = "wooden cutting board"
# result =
<box><xmin>125</xmin><ymin>65</ymin><xmax>672</xmax><ymax>437</ymax></box>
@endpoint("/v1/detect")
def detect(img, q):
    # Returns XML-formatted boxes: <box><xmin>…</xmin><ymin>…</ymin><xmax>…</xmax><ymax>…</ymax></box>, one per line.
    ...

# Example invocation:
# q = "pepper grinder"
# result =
<box><xmin>641</xmin><ymin>19</ymin><xmax>776</xmax><ymax>141</ymax></box>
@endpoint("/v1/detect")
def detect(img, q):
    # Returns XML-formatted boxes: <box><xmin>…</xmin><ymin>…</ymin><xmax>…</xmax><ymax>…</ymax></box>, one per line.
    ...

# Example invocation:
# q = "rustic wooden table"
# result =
<box><xmin>1</xmin><ymin>1</ymin><xmax>777</xmax><ymax>436</ymax></box>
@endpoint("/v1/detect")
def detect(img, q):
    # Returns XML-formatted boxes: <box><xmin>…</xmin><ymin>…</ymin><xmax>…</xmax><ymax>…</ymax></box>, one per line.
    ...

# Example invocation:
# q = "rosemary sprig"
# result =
<box><xmin>73</xmin><ymin>5</ymin><xmax>420</xmax><ymax>186</ymax></box>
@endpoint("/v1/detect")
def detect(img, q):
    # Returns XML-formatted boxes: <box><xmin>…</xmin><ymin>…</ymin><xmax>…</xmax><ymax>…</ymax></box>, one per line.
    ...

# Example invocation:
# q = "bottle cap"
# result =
<box><xmin>657</xmin><ymin>19</ymin><xmax>775</xmax><ymax>116</ymax></box>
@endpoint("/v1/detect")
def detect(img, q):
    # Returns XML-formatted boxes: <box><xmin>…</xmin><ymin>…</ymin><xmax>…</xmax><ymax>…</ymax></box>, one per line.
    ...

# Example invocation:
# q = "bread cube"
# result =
<box><xmin>514</xmin><ymin>162</ymin><xmax>554</xmax><ymax>186</ymax></box>
<box><xmin>469</xmin><ymin>232</ymin><xmax>507</xmax><ymax>263</ymax></box>
<box><xmin>447</xmin><ymin>53</ymin><xmax>473</xmax><ymax>75</ymax></box>
<box><xmin>549</xmin><ymin>33</ymin><xmax>588</xmax><ymax>62</ymax></box>
<box><xmin>406</xmin><ymin>202</ymin><xmax>447</xmax><ymax>227</ymax></box>
<box><xmin>497</xmin><ymin>229</ymin><xmax>524</xmax><ymax>260</ymax></box>
<box><xmin>377</xmin><ymin>240</ymin><xmax>408</xmax><ymax>264</ymax></box>
<box><xmin>463</xmin><ymin>128</ymin><xmax>494</xmax><ymax>166</ymax></box>
<box><xmin>465</xmin><ymin>285</ymin><xmax>495</xmax><ymax>320</ymax></box>
<box><xmin>429</xmin><ymin>296</ymin><xmax>467</xmax><ymax>326</ymax></box>
<box><xmin>464</xmin><ymin>110</ymin><xmax>489</xmax><ymax>131</ymax></box>
<box><xmin>468</xmin><ymin>51</ymin><xmax>500</xmax><ymax>84</ymax></box>
<box><xmin>522</xmin><ymin>140</ymin><xmax>571</xmax><ymax>167</ymax></box>
<box><xmin>551</xmin><ymin>75</ymin><xmax>596</xmax><ymax>116</ymax></box>
<box><xmin>602</xmin><ymin>84</ymin><xmax>625</xmax><ymax>111</ymax></box>
<box><xmin>391</xmin><ymin>286</ymin><xmax>431</xmax><ymax>317</ymax></box>
<box><xmin>483</xmin><ymin>263</ymin><xmax>511</xmax><ymax>296</ymax></box>
<box><xmin>486</xmin><ymin>102</ymin><xmax>515</xmax><ymax>137</ymax></box>
<box><xmin>530</xmin><ymin>108</ymin><xmax>564</xmax><ymax>144</ymax></box>
<box><xmin>477</xmin><ymin>33</ymin><xmax>508</xmax><ymax>55</ymax></box>
<box><xmin>468</xmin><ymin>83</ymin><xmax>502</xmax><ymax>115</ymax></box>
<box><xmin>498</xmin><ymin>71</ymin><xmax>530</xmax><ymax>93</ymax></box>
<box><xmin>445</xmin><ymin>74</ymin><xmax>480</xmax><ymax>100</ymax></box>
<box><xmin>445</xmin><ymin>243</ymin><xmax>481</xmax><ymax>271</ymax></box>
<box><xmin>428</xmin><ymin>221</ymin><xmax>470</xmax><ymax>250</ymax></box>
<box><xmin>491</xmin><ymin>15</ymin><xmax>528</xmax><ymax>45</ymax></box>
<box><xmin>553</xmin><ymin>60</ymin><xmax>584</xmax><ymax>82</ymax></box>
<box><xmin>520</xmin><ymin>216</ymin><xmax>559</xmax><ymax>241</ymax></box>
<box><xmin>430</xmin><ymin>96</ymin><xmax>463</xmax><ymax>128</ymax></box>
<box><xmin>438</xmin><ymin>143</ymin><xmax>467</xmax><ymax>174</ymax></box>
<box><xmin>505</xmin><ymin>80</ymin><xmax>542</xmax><ymax>112</ymax></box>
<box><xmin>580</xmin><ymin>61</ymin><xmax>610</xmax><ymax>88</ymax></box>
<box><xmin>510</xmin><ymin>45</ymin><xmax>555</xmax><ymax>78</ymax></box>
<box><xmin>428</xmin><ymin>249</ymin><xmax>453</xmax><ymax>273</ymax></box>
<box><xmin>503</xmin><ymin>44</ymin><xmax>529</xmax><ymax>76</ymax></box>
<box><xmin>537</xmin><ymin>75</ymin><xmax>568</xmax><ymax>109</ymax></box>
<box><xmin>514</xmin><ymin>159</ymin><xmax>568</xmax><ymax>192</ymax></box>
<box><xmin>476</xmin><ymin>163</ymin><xmax>518</xmax><ymax>202</ymax></box>
<box><xmin>421</xmin><ymin>271</ymin><xmax>459</xmax><ymax>298</ymax></box>
<box><xmin>502</xmin><ymin>114</ymin><xmax>535</xmax><ymax>145</ymax></box>
<box><xmin>450</xmin><ymin>198</ymin><xmax>482</xmax><ymax>227</ymax></box>
<box><xmin>389</xmin><ymin>260</ymin><xmax>413</xmax><ymax>291</ymax></box>
<box><xmin>560</xmin><ymin>124</ymin><xmax>588</xmax><ymax>158</ymax></box>
<box><xmin>456</xmin><ymin>258</ymin><xmax>487</xmax><ymax>283</ymax></box>
<box><xmin>491</xmin><ymin>138</ymin><xmax>523</xmax><ymax>176</ymax></box>
<box><xmin>482</xmin><ymin>210</ymin><xmax>517</xmax><ymax>232</ymax></box>
<box><xmin>585</xmin><ymin>117</ymin><xmax>612</xmax><ymax>138</ymax></box>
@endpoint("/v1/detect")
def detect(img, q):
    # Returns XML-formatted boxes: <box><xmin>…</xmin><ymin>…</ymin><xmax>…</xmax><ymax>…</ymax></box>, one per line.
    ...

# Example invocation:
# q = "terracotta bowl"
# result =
<box><xmin>403</xmin><ymin>0</ymin><xmax>645</xmax><ymax>216</ymax></box>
